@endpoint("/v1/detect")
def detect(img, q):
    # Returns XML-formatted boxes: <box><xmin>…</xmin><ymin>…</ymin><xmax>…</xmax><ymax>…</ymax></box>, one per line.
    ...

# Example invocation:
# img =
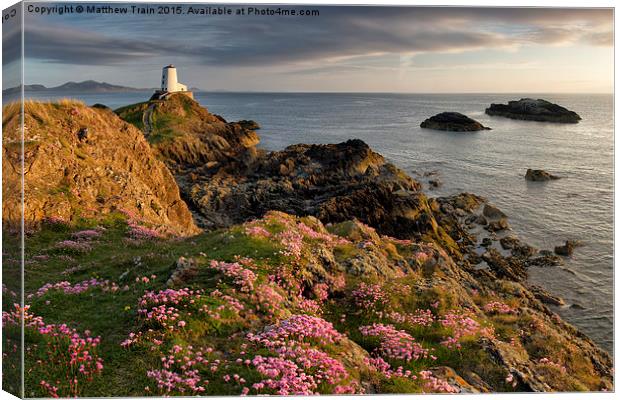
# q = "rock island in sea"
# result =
<box><xmin>2</xmin><ymin>90</ymin><xmax>612</xmax><ymax>396</ymax></box>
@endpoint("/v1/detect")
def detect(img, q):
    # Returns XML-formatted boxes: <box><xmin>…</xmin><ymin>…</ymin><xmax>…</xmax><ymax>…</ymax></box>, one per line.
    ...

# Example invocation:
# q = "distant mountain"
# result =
<box><xmin>3</xmin><ymin>80</ymin><xmax>153</xmax><ymax>95</ymax></box>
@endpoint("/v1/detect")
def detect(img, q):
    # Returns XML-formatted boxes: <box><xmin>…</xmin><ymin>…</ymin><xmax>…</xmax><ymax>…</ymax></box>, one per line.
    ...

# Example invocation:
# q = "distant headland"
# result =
<box><xmin>2</xmin><ymin>80</ymin><xmax>204</xmax><ymax>96</ymax></box>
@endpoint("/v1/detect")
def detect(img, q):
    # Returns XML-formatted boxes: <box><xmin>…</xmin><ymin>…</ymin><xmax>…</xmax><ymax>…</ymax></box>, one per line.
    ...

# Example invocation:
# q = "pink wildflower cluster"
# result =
<box><xmin>128</xmin><ymin>224</ymin><xmax>162</xmax><ymax>240</ymax></box>
<box><xmin>248</xmin><ymin>314</ymin><xmax>343</xmax><ymax>347</ymax></box>
<box><xmin>255</xmin><ymin>284</ymin><xmax>287</xmax><ymax>317</ymax></box>
<box><xmin>208</xmin><ymin>260</ymin><xmax>257</xmax><ymax>292</ymax></box>
<box><xmin>245</xmin><ymin>316</ymin><xmax>355</xmax><ymax>395</ymax></box>
<box><xmin>312</xmin><ymin>283</ymin><xmax>330</xmax><ymax>302</ymax></box>
<box><xmin>55</xmin><ymin>240</ymin><xmax>92</xmax><ymax>253</ymax></box>
<box><xmin>71</xmin><ymin>229</ymin><xmax>103</xmax><ymax>240</ymax></box>
<box><xmin>276</xmin><ymin>230</ymin><xmax>305</xmax><ymax>259</ymax></box>
<box><xmin>505</xmin><ymin>373</ymin><xmax>517</xmax><ymax>388</ymax></box>
<box><xmin>297</xmin><ymin>299</ymin><xmax>322</xmax><ymax>314</ymax></box>
<box><xmin>252</xmin><ymin>212</ymin><xmax>349</xmax><ymax>260</ymax></box>
<box><xmin>483</xmin><ymin>301</ymin><xmax>517</xmax><ymax>315</ymax></box>
<box><xmin>383</xmin><ymin>309</ymin><xmax>435</xmax><ymax>327</ymax></box>
<box><xmin>364</xmin><ymin>356</ymin><xmax>415</xmax><ymax>379</ymax></box>
<box><xmin>364</xmin><ymin>357</ymin><xmax>459</xmax><ymax>394</ymax></box>
<box><xmin>351</xmin><ymin>282</ymin><xmax>388</xmax><ymax>310</ymax></box>
<box><xmin>414</xmin><ymin>251</ymin><xmax>432</xmax><ymax>263</ymax></box>
<box><xmin>244</xmin><ymin>225</ymin><xmax>271</xmax><ymax>238</ymax></box>
<box><xmin>249</xmin><ymin>349</ymin><xmax>352</xmax><ymax>395</ymax></box>
<box><xmin>3</xmin><ymin>304</ymin><xmax>103</xmax><ymax>397</ymax></box>
<box><xmin>211</xmin><ymin>289</ymin><xmax>245</xmax><ymax>313</ymax></box>
<box><xmin>55</xmin><ymin>227</ymin><xmax>104</xmax><ymax>253</ymax></box>
<box><xmin>2</xmin><ymin>283</ymin><xmax>17</xmax><ymax>298</ymax></box>
<box><xmin>29</xmin><ymin>278</ymin><xmax>119</xmax><ymax>299</ymax></box>
<box><xmin>268</xmin><ymin>270</ymin><xmax>302</xmax><ymax>298</ymax></box>
<box><xmin>119</xmin><ymin>209</ymin><xmax>163</xmax><ymax>240</ymax></box>
<box><xmin>146</xmin><ymin>345</ymin><xmax>214</xmax><ymax>394</ymax></box>
<box><xmin>439</xmin><ymin>310</ymin><xmax>494</xmax><ymax>349</ymax></box>
<box><xmin>296</xmin><ymin>222</ymin><xmax>350</xmax><ymax>246</ymax></box>
<box><xmin>538</xmin><ymin>358</ymin><xmax>567</xmax><ymax>374</ymax></box>
<box><xmin>419</xmin><ymin>370</ymin><xmax>459</xmax><ymax>393</ymax></box>
<box><xmin>43</xmin><ymin>216</ymin><xmax>67</xmax><ymax>226</ymax></box>
<box><xmin>360</xmin><ymin>323</ymin><xmax>432</xmax><ymax>362</ymax></box>
<box><xmin>122</xmin><ymin>288</ymin><xmax>204</xmax><ymax>346</ymax></box>
<box><xmin>139</xmin><ymin>287</ymin><xmax>202</xmax><ymax>308</ymax></box>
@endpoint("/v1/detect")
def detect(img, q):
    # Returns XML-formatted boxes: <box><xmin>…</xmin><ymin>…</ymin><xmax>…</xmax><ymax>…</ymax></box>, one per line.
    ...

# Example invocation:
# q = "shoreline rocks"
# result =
<box><xmin>420</xmin><ymin>112</ymin><xmax>490</xmax><ymax>132</ymax></box>
<box><xmin>485</xmin><ymin>98</ymin><xmax>581</xmax><ymax>123</ymax></box>
<box><xmin>525</xmin><ymin>169</ymin><xmax>560</xmax><ymax>181</ymax></box>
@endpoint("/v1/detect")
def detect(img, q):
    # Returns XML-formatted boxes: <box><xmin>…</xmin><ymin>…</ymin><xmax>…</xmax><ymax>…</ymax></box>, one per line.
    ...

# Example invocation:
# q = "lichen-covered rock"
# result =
<box><xmin>167</xmin><ymin>256</ymin><xmax>200</xmax><ymax>286</ymax></box>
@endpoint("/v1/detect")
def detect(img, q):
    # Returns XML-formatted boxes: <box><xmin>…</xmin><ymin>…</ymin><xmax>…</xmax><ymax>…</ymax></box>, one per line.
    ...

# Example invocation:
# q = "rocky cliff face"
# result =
<box><xmin>2</xmin><ymin>100</ymin><xmax>200</xmax><ymax>236</ymax></box>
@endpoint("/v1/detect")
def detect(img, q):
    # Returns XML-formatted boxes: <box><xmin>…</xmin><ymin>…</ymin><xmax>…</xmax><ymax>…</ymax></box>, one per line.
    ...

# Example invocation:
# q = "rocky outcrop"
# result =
<box><xmin>115</xmin><ymin>96</ymin><xmax>456</xmax><ymax>253</ymax></box>
<box><xmin>485</xmin><ymin>98</ymin><xmax>581</xmax><ymax>123</ymax></box>
<box><xmin>115</xmin><ymin>94</ymin><xmax>260</xmax><ymax>170</ymax></box>
<box><xmin>237</xmin><ymin>120</ymin><xmax>261</xmax><ymax>130</ymax></box>
<box><xmin>525</xmin><ymin>169</ymin><xmax>560</xmax><ymax>181</ymax></box>
<box><xmin>173</xmin><ymin>138</ymin><xmax>459</xmax><ymax>252</ymax></box>
<box><xmin>420</xmin><ymin>112</ymin><xmax>490</xmax><ymax>132</ymax></box>
<box><xmin>2</xmin><ymin>100</ymin><xmax>200</xmax><ymax>236</ymax></box>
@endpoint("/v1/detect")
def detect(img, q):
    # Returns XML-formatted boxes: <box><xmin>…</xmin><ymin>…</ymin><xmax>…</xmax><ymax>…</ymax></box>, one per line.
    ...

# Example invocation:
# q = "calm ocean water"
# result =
<box><xmin>15</xmin><ymin>91</ymin><xmax>614</xmax><ymax>353</ymax></box>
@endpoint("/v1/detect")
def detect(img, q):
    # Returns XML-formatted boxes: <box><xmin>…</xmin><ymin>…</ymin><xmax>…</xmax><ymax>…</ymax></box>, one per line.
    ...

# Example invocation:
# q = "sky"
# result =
<box><xmin>2</xmin><ymin>4</ymin><xmax>614</xmax><ymax>93</ymax></box>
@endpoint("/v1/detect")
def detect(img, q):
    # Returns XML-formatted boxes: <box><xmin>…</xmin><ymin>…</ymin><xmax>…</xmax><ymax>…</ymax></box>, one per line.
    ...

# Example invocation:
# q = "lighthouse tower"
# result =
<box><xmin>154</xmin><ymin>65</ymin><xmax>193</xmax><ymax>100</ymax></box>
<box><xmin>161</xmin><ymin>65</ymin><xmax>188</xmax><ymax>93</ymax></box>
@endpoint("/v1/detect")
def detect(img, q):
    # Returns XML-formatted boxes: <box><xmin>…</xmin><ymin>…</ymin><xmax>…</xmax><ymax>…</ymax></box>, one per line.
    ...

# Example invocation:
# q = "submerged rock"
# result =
<box><xmin>485</xmin><ymin>98</ymin><xmax>581</xmax><ymax>123</ymax></box>
<box><xmin>555</xmin><ymin>240</ymin><xmax>581</xmax><ymax>256</ymax></box>
<box><xmin>483</xmin><ymin>204</ymin><xmax>507</xmax><ymax>220</ymax></box>
<box><xmin>420</xmin><ymin>112</ymin><xmax>490</xmax><ymax>132</ymax></box>
<box><xmin>525</xmin><ymin>169</ymin><xmax>560</xmax><ymax>181</ymax></box>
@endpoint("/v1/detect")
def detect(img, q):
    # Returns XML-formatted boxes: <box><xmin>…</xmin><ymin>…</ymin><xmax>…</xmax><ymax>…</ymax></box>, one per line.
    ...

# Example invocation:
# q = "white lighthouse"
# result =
<box><xmin>161</xmin><ymin>65</ymin><xmax>188</xmax><ymax>93</ymax></box>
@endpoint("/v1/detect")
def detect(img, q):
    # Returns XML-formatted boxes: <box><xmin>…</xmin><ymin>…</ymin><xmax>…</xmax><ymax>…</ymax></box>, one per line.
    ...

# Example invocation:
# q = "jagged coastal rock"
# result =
<box><xmin>525</xmin><ymin>169</ymin><xmax>560</xmax><ymax>181</ymax></box>
<box><xmin>420</xmin><ymin>112</ymin><xmax>490</xmax><ymax>132</ymax></box>
<box><xmin>485</xmin><ymin>98</ymin><xmax>581</xmax><ymax>123</ymax></box>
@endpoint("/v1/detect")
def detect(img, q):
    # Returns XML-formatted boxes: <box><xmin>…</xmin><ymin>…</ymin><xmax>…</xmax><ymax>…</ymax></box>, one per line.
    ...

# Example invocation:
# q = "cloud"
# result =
<box><xmin>19</xmin><ymin>6</ymin><xmax>613</xmax><ymax>67</ymax></box>
<box><xmin>22</xmin><ymin>24</ymin><xmax>162</xmax><ymax>65</ymax></box>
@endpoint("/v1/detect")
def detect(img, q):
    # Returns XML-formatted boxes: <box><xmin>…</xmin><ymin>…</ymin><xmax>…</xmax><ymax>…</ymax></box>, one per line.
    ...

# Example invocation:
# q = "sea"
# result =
<box><xmin>11</xmin><ymin>91</ymin><xmax>614</xmax><ymax>354</ymax></box>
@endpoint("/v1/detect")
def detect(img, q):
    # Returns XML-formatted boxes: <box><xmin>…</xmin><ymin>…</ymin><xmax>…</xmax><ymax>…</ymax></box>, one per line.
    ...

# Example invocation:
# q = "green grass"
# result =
<box><xmin>4</xmin><ymin>218</ymin><xmax>282</xmax><ymax>396</ymax></box>
<box><xmin>114</xmin><ymin>102</ymin><xmax>148</xmax><ymax>131</ymax></box>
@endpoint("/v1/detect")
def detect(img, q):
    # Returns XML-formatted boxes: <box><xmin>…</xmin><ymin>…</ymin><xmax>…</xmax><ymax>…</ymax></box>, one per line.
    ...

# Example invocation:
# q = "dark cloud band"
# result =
<box><xmin>9</xmin><ymin>5</ymin><xmax>613</xmax><ymax>67</ymax></box>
